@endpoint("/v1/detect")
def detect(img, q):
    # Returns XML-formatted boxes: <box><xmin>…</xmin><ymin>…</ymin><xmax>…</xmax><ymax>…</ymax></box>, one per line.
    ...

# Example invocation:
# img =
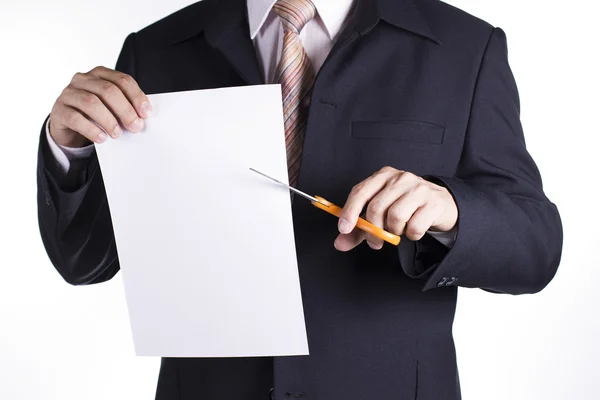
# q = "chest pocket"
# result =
<box><xmin>352</xmin><ymin>120</ymin><xmax>444</xmax><ymax>143</ymax></box>
<box><xmin>348</xmin><ymin>120</ymin><xmax>445</xmax><ymax>177</ymax></box>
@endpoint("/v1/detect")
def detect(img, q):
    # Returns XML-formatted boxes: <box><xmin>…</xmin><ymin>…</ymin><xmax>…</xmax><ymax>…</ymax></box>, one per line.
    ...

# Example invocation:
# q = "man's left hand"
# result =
<box><xmin>335</xmin><ymin>167</ymin><xmax>458</xmax><ymax>251</ymax></box>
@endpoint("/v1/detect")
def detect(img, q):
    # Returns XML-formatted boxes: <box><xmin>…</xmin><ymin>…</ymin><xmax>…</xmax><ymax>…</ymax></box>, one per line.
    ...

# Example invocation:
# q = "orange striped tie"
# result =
<box><xmin>273</xmin><ymin>0</ymin><xmax>317</xmax><ymax>187</ymax></box>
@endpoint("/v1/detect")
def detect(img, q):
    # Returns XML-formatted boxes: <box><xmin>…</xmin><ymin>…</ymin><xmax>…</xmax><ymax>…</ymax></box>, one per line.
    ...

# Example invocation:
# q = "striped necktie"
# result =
<box><xmin>273</xmin><ymin>0</ymin><xmax>317</xmax><ymax>187</ymax></box>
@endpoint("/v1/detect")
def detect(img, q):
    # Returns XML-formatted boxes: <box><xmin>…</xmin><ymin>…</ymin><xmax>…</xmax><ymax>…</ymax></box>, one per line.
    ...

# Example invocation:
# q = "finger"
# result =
<box><xmin>386</xmin><ymin>187</ymin><xmax>428</xmax><ymax>236</ymax></box>
<box><xmin>91</xmin><ymin>67</ymin><xmax>152</xmax><ymax>119</ymax></box>
<box><xmin>57</xmin><ymin>105</ymin><xmax>108</xmax><ymax>144</ymax></box>
<box><xmin>338</xmin><ymin>167</ymin><xmax>397</xmax><ymax>234</ymax></box>
<box><xmin>405</xmin><ymin>202</ymin><xmax>443</xmax><ymax>241</ymax></box>
<box><xmin>334</xmin><ymin>227</ymin><xmax>365</xmax><ymax>252</ymax></box>
<box><xmin>71</xmin><ymin>74</ymin><xmax>145</xmax><ymax>133</ymax></box>
<box><xmin>364</xmin><ymin>209</ymin><xmax>384</xmax><ymax>250</ymax></box>
<box><xmin>364</xmin><ymin>183</ymin><xmax>411</xmax><ymax>249</ymax></box>
<box><xmin>61</xmin><ymin>87</ymin><xmax>123</xmax><ymax>139</ymax></box>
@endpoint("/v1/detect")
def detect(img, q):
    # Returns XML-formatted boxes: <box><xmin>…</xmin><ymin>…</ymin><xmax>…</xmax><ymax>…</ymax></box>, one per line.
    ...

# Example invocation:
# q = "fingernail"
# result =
<box><xmin>367</xmin><ymin>241</ymin><xmax>383</xmax><ymax>250</ymax></box>
<box><xmin>96</xmin><ymin>132</ymin><xmax>108</xmax><ymax>143</ymax></box>
<box><xmin>130</xmin><ymin>118</ymin><xmax>144</xmax><ymax>133</ymax></box>
<box><xmin>140</xmin><ymin>102</ymin><xmax>152</xmax><ymax>118</ymax></box>
<box><xmin>333</xmin><ymin>234</ymin><xmax>342</xmax><ymax>248</ymax></box>
<box><xmin>113</xmin><ymin>125</ymin><xmax>123</xmax><ymax>138</ymax></box>
<box><xmin>338</xmin><ymin>218</ymin><xmax>352</xmax><ymax>234</ymax></box>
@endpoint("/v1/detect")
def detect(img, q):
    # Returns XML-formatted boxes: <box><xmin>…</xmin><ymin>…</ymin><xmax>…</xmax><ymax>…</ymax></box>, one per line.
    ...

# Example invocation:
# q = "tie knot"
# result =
<box><xmin>273</xmin><ymin>0</ymin><xmax>317</xmax><ymax>35</ymax></box>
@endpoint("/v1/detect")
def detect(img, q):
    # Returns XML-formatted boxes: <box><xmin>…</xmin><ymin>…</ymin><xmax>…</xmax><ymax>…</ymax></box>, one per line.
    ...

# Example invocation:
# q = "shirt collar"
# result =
<box><xmin>247</xmin><ymin>0</ymin><xmax>356</xmax><ymax>40</ymax></box>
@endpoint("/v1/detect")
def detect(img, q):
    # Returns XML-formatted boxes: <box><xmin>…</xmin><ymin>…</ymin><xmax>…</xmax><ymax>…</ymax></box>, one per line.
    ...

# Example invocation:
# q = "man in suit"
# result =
<box><xmin>37</xmin><ymin>0</ymin><xmax>563</xmax><ymax>398</ymax></box>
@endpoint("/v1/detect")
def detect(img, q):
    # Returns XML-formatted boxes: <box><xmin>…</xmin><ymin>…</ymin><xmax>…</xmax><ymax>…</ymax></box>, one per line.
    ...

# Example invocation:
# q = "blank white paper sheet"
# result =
<box><xmin>94</xmin><ymin>85</ymin><xmax>308</xmax><ymax>357</ymax></box>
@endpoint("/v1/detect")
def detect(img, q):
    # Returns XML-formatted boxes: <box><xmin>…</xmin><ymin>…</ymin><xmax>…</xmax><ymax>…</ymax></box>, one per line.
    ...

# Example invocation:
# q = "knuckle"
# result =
<box><xmin>402</xmin><ymin>171</ymin><xmax>417</xmax><ymax>181</ymax></box>
<box><xmin>380</xmin><ymin>166</ymin><xmax>396</xmax><ymax>174</ymax></box>
<box><xmin>396</xmin><ymin>172</ymin><xmax>420</xmax><ymax>187</ymax></box>
<box><xmin>350</xmin><ymin>183</ymin><xmax>366</xmax><ymax>196</ymax></box>
<box><xmin>406</xmin><ymin>223</ymin><xmax>425</xmax><ymax>239</ymax></box>
<box><xmin>117</xmin><ymin>73</ymin><xmax>134</xmax><ymax>87</ymax></box>
<box><xmin>387</xmin><ymin>220</ymin><xmax>404</xmax><ymax>235</ymax></box>
<box><xmin>367</xmin><ymin>199</ymin><xmax>384</xmax><ymax>215</ymax></box>
<box><xmin>392</xmin><ymin>172</ymin><xmax>413</xmax><ymax>185</ymax></box>
<box><xmin>64</xmin><ymin>110</ymin><xmax>80</xmax><ymax>127</ymax></box>
<box><xmin>101</xmin><ymin>81</ymin><xmax>119</xmax><ymax>96</ymax></box>
<box><xmin>90</xmin><ymin>65</ymin><xmax>107</xmax><ymax>74</ymax></box>
<box><xmin>387</xmin><ymin>211</ymin><xmax>404</xmax><ymax>227</ymax></box>
<box><xmin>71</xmin><ymin>72</ymin><xmax>85</xmax><ymax>83</ymax></box>
<box><xmin>81</xmin><ymin>92</ymin><xmax>99</xmax><ymax>105</ymax></box>
<box><xmin>387</xmin><ymin>215</ymin><xmax>402</xmax><ymax>228</ymax></box>
<box><xmin>414</xmin><ymin>182</ymin><xmax>432</xmax><ymax>197</ymax></box>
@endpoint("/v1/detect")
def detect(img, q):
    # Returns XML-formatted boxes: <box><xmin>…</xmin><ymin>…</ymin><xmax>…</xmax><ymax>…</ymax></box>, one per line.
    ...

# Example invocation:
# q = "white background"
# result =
<box><xmin>0</xmin><ymin>0</ymin><xmax>598</xmax><ymax>399</ymax></box>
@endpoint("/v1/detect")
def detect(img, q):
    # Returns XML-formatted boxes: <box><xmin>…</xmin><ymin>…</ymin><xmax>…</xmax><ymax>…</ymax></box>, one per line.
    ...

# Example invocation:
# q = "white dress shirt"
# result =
<box><xmin>46</xmin><ymin>0</ymin><xmax>457</xmax><ymax>247</ymax></box>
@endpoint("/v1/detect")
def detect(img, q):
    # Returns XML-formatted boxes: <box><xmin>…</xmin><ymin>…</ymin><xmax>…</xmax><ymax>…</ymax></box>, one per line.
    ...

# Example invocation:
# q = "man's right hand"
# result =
<box><xmin>49</xmin><ymin>66</ymin><xmax>152</xmax><ymax>147</ymax></box>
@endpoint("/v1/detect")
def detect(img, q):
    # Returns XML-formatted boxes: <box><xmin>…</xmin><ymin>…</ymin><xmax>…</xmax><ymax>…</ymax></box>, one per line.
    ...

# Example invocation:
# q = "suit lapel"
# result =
<box><xmin>204</xmin><ymin>0</ymin><xmax>264</xmax><ymax>85</ymax></box>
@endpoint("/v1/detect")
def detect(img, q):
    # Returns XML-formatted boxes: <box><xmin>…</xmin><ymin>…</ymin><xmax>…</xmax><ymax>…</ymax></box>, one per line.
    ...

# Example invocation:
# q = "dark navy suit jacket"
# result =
<box><xmin>36</xmin><ymin>0</ymin><xmax>563</xmax><ymax>398</ymax></box>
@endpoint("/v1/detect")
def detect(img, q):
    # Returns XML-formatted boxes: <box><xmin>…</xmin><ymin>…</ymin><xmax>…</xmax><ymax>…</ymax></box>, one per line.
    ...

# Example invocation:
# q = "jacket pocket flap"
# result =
<box><xmin>351</xmin><ymin>120</ymin><xmax>445</xmax><ymax>144</ymax></box>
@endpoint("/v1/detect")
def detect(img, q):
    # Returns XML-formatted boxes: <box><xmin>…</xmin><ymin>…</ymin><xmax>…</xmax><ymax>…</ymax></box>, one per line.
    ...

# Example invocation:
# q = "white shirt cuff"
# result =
<box><xmin>427</xmin><ymin>226</ymin><xmax>458</xmax><ymax>248</ymax></box>
<box><xmin>45</xmin><ymin>118</ymin><xmax>94</xmax><ymax>174</ymax></box>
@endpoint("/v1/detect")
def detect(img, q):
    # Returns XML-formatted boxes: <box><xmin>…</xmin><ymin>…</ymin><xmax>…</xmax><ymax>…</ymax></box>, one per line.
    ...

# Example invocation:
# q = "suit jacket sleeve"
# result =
<box><xmin>37</xmin><ymin>33</ymin><xmax>137</xmax><ymax>285</ymax></box>
<box><xmin>399</xmin><ymin>28</ymin><xmax>563</xmax><ymax>294</ymax></box>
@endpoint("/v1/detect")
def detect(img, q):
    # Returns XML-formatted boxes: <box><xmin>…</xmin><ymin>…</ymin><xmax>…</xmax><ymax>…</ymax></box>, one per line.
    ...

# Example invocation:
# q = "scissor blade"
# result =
<box><xmin>249</xmin><ymin>168</ymin><xmax>326</xmax><ymax>205</ymax></box>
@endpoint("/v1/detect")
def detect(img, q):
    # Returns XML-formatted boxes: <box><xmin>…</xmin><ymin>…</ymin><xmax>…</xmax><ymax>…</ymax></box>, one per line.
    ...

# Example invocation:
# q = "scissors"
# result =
<box><xmin>249</xmin><ymin>168</ymin><xmax>401</xmax><ymax>246</ymax></box>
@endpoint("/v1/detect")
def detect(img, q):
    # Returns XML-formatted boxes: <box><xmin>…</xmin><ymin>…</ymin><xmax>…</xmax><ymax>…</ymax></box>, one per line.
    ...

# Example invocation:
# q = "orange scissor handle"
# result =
<box><xmin>310</xmin><ymin>196</ymin><xmax>401</xmax><ymax>246</ymax></box>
